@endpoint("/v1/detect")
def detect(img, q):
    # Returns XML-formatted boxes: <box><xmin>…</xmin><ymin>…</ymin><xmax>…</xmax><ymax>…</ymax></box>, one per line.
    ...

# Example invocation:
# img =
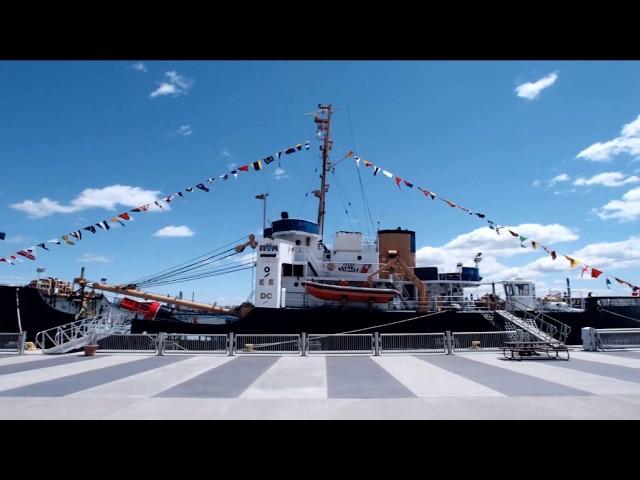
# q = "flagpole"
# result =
<box><xmin>314</xmin><ymin>104</ymin><xmax>333</xmax><ymax>240</ymax></box>
<box><xmin>256</xmin><ymin>193</ymin><xmax>269</xmax><ymax>232</ymax></box>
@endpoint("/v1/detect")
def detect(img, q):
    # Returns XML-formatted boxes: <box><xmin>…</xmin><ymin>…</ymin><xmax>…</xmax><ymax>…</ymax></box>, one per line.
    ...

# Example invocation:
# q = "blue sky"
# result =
<box><xmin>1</xmin><ymin>60</ymin><xmax>640</xmax><ymax>303</ymax></box>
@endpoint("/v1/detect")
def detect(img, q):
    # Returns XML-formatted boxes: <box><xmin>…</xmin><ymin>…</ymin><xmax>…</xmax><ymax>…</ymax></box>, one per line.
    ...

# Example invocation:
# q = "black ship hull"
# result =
<box><xmin>541</xmin><ymin>302</ymin><xmax>640</xmax><ymax>344</ymax></box>
<box><xmin>131</xmin><ymin>298</ymin><xmax>640</xmax><ymax>345</ymax></box>
<box><xmin>0</xmin><ymin>286</ymin><xmax>76</xmax><ymax>342</ymax></box>
<box><xmin>131</xmin><ymin>302</ymin><xmax>640</xmax><ymax>345</ymax></box>
<box><xmin>2</xmin><ymin>284</ymin><xmax>638</xmax><ymax>345</ymax></box>
<box><xmin>131</xmin><ymin>308</ymin><xmax>501</xmax><ymax>337</ymax></box>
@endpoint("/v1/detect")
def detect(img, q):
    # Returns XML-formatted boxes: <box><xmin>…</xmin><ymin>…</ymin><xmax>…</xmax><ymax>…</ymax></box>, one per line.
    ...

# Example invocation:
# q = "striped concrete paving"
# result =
<box><xmin>461</xmin><ymin>353</ymin><xmax>640</xmax><ymax>396</ymax></box>
<box><xmin>70</xmin><ymin>356</ymin><xmax>233</xmax><ymax>398</ymax></box>
<box><xmin>0</xmin><ymin>351</ymin><xmax>639</xmax><ymax>419</ymax></box>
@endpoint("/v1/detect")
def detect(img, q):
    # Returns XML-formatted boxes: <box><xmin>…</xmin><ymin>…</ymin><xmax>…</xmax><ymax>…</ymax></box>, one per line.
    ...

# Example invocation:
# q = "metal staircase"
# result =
<box><xmin>495</xmin><ymin>308</ymin><xmax>570</xmax><ymax>345</ymax></box>
<box><xmin>481</xmin><ymin>312</ymin><xmax>501</xmax><ymax>330</ymax></box>
<box><xmin>35</xmin><ymin>313</ymin><xmax>130</xmax><ymax>354</ymax></box>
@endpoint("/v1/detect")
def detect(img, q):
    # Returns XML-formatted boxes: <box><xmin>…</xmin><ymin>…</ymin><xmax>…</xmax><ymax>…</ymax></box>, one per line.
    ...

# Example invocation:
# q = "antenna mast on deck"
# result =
<box><xmin>314</xmin><ymin>103</ymin><xmax>333</xmax><ymax>239</ymax></box>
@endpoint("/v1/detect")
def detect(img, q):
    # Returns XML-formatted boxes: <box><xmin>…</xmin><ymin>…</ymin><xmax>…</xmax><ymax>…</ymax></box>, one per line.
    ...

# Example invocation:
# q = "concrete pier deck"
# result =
<box><xmin>1</xmin><ymin>350</ymin><xmax>639</xmax><ymax>419</ymax></box>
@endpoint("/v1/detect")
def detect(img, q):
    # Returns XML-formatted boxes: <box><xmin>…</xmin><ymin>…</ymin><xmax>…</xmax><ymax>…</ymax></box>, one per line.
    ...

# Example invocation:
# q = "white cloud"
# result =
<box><xmin>416</xmin><ymin>223</ymin><xmax>578</xmax><ymax>270</ymax></box>
<box><xmin>153</xmin><ymin>225</ymin><xmax>195</xmax><ymax>238</ymax></box>
<box><xmin>574</xmin><ymin>172</ymin><xmax>640</xmax><ymax>187</ymax></box>
<box><xmin>548</xmin><ymin>173</ymin><xmax>569</xmax><ymax>186</ymax></box>
<box><xmin>131</xmin><ymin>63</ymin><xmax>147</xmax><ymax>73</ymax></box>
<box><xmin>532</xmin><ymin>180</ymin><xmax>541</xmax><ymax>187</ymax></box>
<box><xmin>416</xmin><ymin>224</ymin><xmax>640</xmax><ymax>285</ymax></box>
<box><xmin>4</xmin><ymin>235</ymin><xmax>26</xmax><ymax>244</ymax></box>
<box><xmin>274</xmin><ymin>168</ymin><xmax>288</xmax><ymax>180</ymax></box>
<box><xmin>417</xmin><ymin>223</ymin><xmax>575</xmax><ymax>283</ymax></box>
<box><xmin>150</xmin><ymin>83</ymin><xmax>177</xmax><ymax>97</ymax></box>
<box><xmin>521</xmin><ymin>237</ymin><xmax>640</xmax><ymax>277</ymax></box>
<box><xmin>515</xmin><ymin>71</ymin><xmax>558</xmax><ymax>100</ymax></box>
<box><xmin>176</xmin><ymin>125</ymin><xmax>193</xmax><ymax>136</ymax></box>
<box><xmin>595</xmin><ymin>186</ymin><xmax>640</xmax><ymax>221</ymax></box>
<box><xmin>622</xmin><ymin>115</ymin><xmax>640</xmax><ymax>138</ymax></box>
<box><xmin>149</xmin><ymin>70</ymin><xmax>193</xmax><ymax>98</ymax></box>
<box><xmin>78</xmin><ymin>253</ymin><xmax>112</xmax><ymax>263</ymax></box>
<box><xmin>11</xmin><ymin>185</ymin><xmax>163</xmax><ymax>219</ymax></box>
<box><xmin>220</xmin><ymin>148</ymin><xmax>233</xmax><ymax>158</ymax></box>
<box><xmin>552</xmin><ymin>189</ymin><xmax>576</xmax><ymax>195</ymax></box>
<box><xmin>569</xmin><ymin>237</ymin><xmax>640</xmax><ymax>270</ymax></box>
<box><xmin>577</xmin><ymin>138</ymin><xmax>640</xmax><ymax>162</ymax></box>
<box><xmin>577</xmin><ymin>114</ymin><xmax>640</xmax><ymax>162</ymax></box>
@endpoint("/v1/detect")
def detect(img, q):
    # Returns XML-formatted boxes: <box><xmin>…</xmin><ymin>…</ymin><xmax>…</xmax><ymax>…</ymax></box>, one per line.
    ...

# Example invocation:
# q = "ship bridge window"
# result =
<box><xmin>282</xmin><ymin>263</ymin><xmax>304</xmax><ymax>277</ymax></box>
<box><xmin>515</xmin><ymin>284</ymin><xmax>530</xmax><ymax>296</ymax></box>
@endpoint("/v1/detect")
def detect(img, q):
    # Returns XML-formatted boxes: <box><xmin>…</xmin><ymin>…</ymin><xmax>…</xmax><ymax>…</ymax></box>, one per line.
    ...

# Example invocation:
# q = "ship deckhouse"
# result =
<box><xmin>255</xmin><ymin>212</ymin><xmax>484</xmax><ymax>312</ymax></box>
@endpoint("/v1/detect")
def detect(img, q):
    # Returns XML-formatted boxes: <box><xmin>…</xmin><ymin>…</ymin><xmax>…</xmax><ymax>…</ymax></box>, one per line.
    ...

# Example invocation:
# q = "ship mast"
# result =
<box><xmin>314</xmin><ymin>104</ymin><xmax>333</xmax><ymax>239</ymax></box>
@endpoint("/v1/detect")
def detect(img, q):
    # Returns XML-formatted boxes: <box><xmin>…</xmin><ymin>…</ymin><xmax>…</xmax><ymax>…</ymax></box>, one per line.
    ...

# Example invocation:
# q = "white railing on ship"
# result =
<box><xmin>380</xmin><ymin>333</ymin><xmax>446</xmax><ymax>354</ymax></box>
<box><xmin>597</xmin><ymin>298</ymin><xmax>640</xmax><ymax>308</ymax></box>
<box><xmin>96</xmin><ymin>333</ymin><xmax>158</xmax><ymax>353</ymax></box>
<box><xmin>452</xmin><ymin>331</ymin><xmax>515</xmax><ymax>352</ymax></box>
<box><xmin>596</xmin><ymin>328</ymin><xmax>640</xmax><ymax>350</ymax></box>
<box><xmin>434</xmin><ymin>296</ymin><xmax>492</xmax><ymax>311</ymax></box>
<box><xmin>163</xmin><ymin>334</ymin><xmax>228</xmax><ymax>354</ymax></box>
<box><xmin>306</xmin><ymin>334</ymin><xmax>374</xmax><ymax>354</ymax></box>
<box><xmin>400</xmin><ymin>296</ymin><xmax>491</xmax><ymax>312</ymax></box>
<box><xmin>235</xmin><ymin>334</ymin><xmax>301</xmax><ymax>354</ymax></box>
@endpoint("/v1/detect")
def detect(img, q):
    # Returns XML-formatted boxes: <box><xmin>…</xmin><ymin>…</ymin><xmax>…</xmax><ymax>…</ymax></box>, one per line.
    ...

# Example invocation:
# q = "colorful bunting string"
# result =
<box><xmin>352</xmin><ymin>153</ymin><xmax>639</xmax><ymax>291</ymax></box>
<box><xmin>1</xmin><ymin>140</ymin><xmax>310</xmax><ymax>265</ymax></box>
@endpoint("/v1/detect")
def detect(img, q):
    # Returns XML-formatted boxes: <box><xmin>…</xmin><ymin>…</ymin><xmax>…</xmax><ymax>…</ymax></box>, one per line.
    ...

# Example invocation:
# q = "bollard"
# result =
<box><xmin>157</xmin><ymin>332</ymin><xmax>166</xmax><ymax>356</ymax></box>
<box><xmin>446</xmin><ymin>331</ymin><xmax>453</xmax><ymax>355</ymax></box>
<box><xmin>301</xmin><ymin>332</ymin><xmax>307</xmax><ymax>357</ymax></box>
<box><xmin>18</xmin><ymin>332</ymin><xmax>26</xmax><ymax>355</ymax></box>
<box><xmin>228</xmin><ymin>332</ymin><xmax>235</xmax><ymax>356</ymax></box>
<box><xmin>581</xmin><ymin>327</ymin><xmax>593</xmax><ymax>351</ymax></box>
<box><xmin>374</xmin><ymin>332</ymin><xmax>380</xmax><ymax>356</ymax></box>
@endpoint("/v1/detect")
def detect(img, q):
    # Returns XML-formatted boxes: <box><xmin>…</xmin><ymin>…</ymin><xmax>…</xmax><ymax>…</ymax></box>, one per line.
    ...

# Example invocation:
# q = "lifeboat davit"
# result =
<box><xmin>301</xmin><ymin>281</ymin><xmax>400</xmax><ymax>303</ymax></box>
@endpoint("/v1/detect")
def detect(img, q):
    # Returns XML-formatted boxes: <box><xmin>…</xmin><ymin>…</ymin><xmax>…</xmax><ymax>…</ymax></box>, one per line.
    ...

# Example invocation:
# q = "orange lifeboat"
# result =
<box><xmin>302</xmin><ymin>280</ymin><xmax>400</xmax><ymax>303</ymax></box>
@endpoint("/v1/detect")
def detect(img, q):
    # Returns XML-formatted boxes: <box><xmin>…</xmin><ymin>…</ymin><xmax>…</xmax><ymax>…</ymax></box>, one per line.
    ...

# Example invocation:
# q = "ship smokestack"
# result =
<box><xmin>377</xmin><ymin>228</ymin><xmax>416</xmax><ymax>279</ymax></box>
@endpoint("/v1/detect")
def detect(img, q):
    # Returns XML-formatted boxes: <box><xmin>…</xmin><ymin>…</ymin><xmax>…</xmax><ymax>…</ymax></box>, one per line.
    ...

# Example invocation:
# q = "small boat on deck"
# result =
<box><xmin>301</xmin><ymin>280</ymin><xmax>400</xmax><ymax>303</ymax></box>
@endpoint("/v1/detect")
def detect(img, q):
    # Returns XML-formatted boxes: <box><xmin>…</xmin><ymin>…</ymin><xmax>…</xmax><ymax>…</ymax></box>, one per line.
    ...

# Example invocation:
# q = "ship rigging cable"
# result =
<box><xmin>599</xmin><ymin>309</ymin><xmax>640</xmax><ymax>326</ymax></box>
<box><xmin>137</xmin><ymin>262</ymin><xmax>255</xmax><ymax>288</ymax></box>
<box><xmin>346</xmin><ymin>105</ymin><xmax>376</xmax><ymax>238</ymax></box>
<box><xmin>125</xmin><ymin>235</ymin><xmax>248</xmax><ymax>287</ymax></box>
<box><xmin>297</xmin><ymin>167</ymin><xmax>319</xmax><ymax>218</ymax></box>
<box><xmin>131</xmin><ymin>253</ymin><xmax>251</xmax><ymax>288</ymax></box>
<box><xmin>331</xmin><ymin>167</ymin><xmax>356</xmax><ymax>231</ymax></box>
